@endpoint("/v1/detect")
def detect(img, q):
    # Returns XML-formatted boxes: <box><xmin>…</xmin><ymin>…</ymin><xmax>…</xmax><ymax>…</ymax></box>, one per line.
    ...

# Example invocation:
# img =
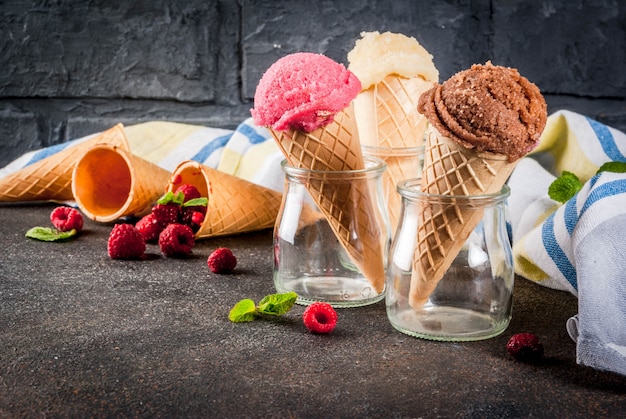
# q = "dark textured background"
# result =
<box><xmin>1</xmin><ymin>0</ymin><xmax>625</xmax><ymax>168</ymax></box>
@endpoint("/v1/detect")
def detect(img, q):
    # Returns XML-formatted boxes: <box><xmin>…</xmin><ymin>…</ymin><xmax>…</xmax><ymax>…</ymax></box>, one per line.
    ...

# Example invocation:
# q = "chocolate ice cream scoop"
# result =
<box><xmin>418</xmin><ymin>61</ymin><xmax>547</xmax><ymax>161</ymax></box>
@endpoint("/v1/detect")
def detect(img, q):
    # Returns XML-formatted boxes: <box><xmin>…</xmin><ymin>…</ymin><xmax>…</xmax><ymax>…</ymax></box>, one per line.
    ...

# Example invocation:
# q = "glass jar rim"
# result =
<box><xmin>397</xmin><ymin>177</ymin><xmax>511</xmax><ymax>204</ymax></box>
<box><xmin>361</xmin><ymin>145</ymin><xmax>425</xmax><ymax>158</ymax></box>
<box><xmin>281</xmin><ymin>155</ymin><xmax>387</xmax><ymax>179</ymax></box>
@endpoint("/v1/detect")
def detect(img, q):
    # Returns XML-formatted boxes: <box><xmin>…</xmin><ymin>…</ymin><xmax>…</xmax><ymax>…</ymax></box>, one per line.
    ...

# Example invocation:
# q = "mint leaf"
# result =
<box><xmin>228</xmin><ymin>299</ymin><xmax>257</xmax><ymax>323</ymax></box>
<box><xmin>183</xmin><ymin>197</ymin><xmax>208</xmax><ymax>207</ymax></box>
<box><xmin>157</xmin><ymin>191</ymin><xmax>185</xmax><ymax>205</ymax></box>
<box><xmin>597</xmin><ymin>161</ymin><xmax>626</xmax><ymax>174</ymax></box>
<box><xmin>25</xmin><ymin>227</ymin><xmax>77</xmax><ymax>242</ymax></box>
<box><xmin>257</xmin><ymin>291</ymin><xmax>298</xmax><ymax>316</ymax></box>
<box><xmin>548</xmin><ymin>171</ymin><xmax>583</xmax><ymax>203</ymax></box>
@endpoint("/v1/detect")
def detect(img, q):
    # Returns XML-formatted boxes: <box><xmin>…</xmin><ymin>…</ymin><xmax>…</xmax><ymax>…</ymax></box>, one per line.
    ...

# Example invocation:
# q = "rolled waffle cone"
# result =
<box><xmin>168</xmin><ymin>160</ymin><xmax>285</xmax><ymax>238</ymax></box>
<box><xmin>353</xmin><ymin>74</ymin><xmax>433</xmax><ymax>148</ymax></box>
<box><xmin>409</xmin><ymin>126</ymin><xmax>516</xmax><ymax>307</ymax></box>
<box><xmin>269</xmin><ymin>105</ymin><xmax>387</xmax><ymax>293</ymax></box>
<box><xmin>0</xmin><ymin>124</ymin><xmax>129</xmax><ymax>202</ymax></box>
<box><xmin>72</xmin><ymin>144</ymin><xmax>170</xmax><ymax>222</ymax></box>
<box><xmin>363</xmin><ymin>146</ymin><xmax>423</xmax><ymax>233</ymax></box>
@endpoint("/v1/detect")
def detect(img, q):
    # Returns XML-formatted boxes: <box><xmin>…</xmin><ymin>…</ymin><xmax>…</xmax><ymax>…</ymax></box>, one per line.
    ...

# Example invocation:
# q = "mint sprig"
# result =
<box><xmin>548</xmin><ymin>161</ymin><xmax>626</xmax><ymax>203</ymax></box>
<box><xmin>157</xmin><ymin>191</ymin><xmax>185</xmax><ymax>206</ymax></box>
<box><xmin>548</xmin><ymin>171</ymin><xmax>582</xmax><ymax>203</ymax></box>
<box><xmin>183</xmin><ymin>197</ymin><xmax>208</xmax><ymax>208</ymax></box>
<box><xmin>25</xmin><ymin>227</ymin><xmax>78</xmax><ymax>242</ymax></box>
<box><xmin>229</xmin><ymin>291</ymin><xmax>298</xmax><ymax>323</ymax></box>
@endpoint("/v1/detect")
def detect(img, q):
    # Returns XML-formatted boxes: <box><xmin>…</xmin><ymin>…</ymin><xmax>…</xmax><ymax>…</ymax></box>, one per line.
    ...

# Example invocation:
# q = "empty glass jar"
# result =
<box><xmin>386</xmin><ymin>178</ymin><xmax>514</xmax><ymax>341</ymax></box>
<box><xmin>274</xmin><ymin>157</ymin><xmax>390</xmax><ymax>307</ymax></box>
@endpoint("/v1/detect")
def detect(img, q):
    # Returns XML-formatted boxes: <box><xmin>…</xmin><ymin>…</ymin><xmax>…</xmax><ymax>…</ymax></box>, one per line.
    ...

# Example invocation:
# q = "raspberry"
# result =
<box><xmin>180</xmin><ymin>206</ymin><xmax>206</xmax><ymax>232</ymax></box>
<box><xmin>175</xmin><ymin>184</ymin><xmax>201</xmax><ymax>202</ymax></box>
<box><xmin>302</xmin><ymin>302</ymin><xmax>338</xmax><ymax>334</ymax></box>
<box><xmin>152</xmin><ymin>203</ymin><xmax>180</xmax><ymax>227</ymax></box>
<box><xmin>207</xmin><ymin>247</ymin><xmax>237</xmax><ymax>274</ymax></box>
<box><xmin>506</xmin><ymin>333</ymin><xmax>544</xmax><ymax>362</ymax></box>
<box><xmin>50</xmin><ymin>206</ymin><xmax>83</xmax><ymax>232</ymax></box>
<box><xmin>107</xmin><ymin>223</ymin><xmax>146</xmax><ymax>260</ymax></box>
<box><xmin>135</xmin><ymin>213</ymin><xmax>163</xmax><ymax>243</ymax></box>
<box><xmin>158</xmin><ymin>223</ymin><xmax>195</xmax><ymax>257</ymax></box>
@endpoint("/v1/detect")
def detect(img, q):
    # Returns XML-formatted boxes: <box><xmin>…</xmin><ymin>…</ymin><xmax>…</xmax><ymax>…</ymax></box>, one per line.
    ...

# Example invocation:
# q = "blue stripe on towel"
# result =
<box><xmin>25</xmin><ymin>142</ymin><xmax>72</xmax><ymax>166</ymax></box>
<box><xmin>564</xmin><ymin>195</ymin><xmax>578</xmax><ymax>235</ymax></box>
<box><xmin>542</xmin><ymin>212</ymin><xmax>578</xmax><ymax>290</ymax></box>
<box><xmin>587</xmin><ymin>117</ymin><xmax>626</xmax><ymax>162</ymax></box>
<box><xmin>237</xmin><ymin>123</ymin><xmax>269</xmax><ymax>144</ymax></box>
<box><xmin>580</xmin><ymin>178</ymin><xmax>626</xmax><ymax>219</ymax></box>
<box><xmin>191</xmin><ymin>134</ymin><xmax>231</xmax><ymax>163</ymax></box>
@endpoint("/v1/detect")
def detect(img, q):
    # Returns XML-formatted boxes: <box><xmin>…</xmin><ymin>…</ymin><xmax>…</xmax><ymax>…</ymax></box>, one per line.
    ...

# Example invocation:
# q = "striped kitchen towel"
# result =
<box><xmin>508</xmin><ymin>109</ymin><xmax>626</xmax><ymax>376</ymax></box>
<box><xmin>0</xmin><ymin>117</ymin><xmax>284</xmax><ymax>193</ymax></box>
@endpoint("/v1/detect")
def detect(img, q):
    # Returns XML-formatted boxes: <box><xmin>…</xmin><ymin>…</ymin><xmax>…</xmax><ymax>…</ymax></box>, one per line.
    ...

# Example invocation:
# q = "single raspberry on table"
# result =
<box><xmin>207</xmin><ymin>247</ymin><xmax>237</xmax><ymax>274</ymax></box>
<box><xmin>108</xmin><ymin>223</ymin><xmax>146</xmax><ymax>260</ymax></box>
<box><xmin>158</xmin><ymin>223</ymin><xmax>195</xmax><ymax>257</ymax></box>
<box><xmin>135</xmin><ymin>213</ymin><xmax>163</xmax><ymax>243</ymax></box>
<box><xmin>175</xmin><ymin>184</ymin><xmax>201</xmax><ymax>202</ymax></box>
<box><xmin>302</xmin><ymin>302</ymin><xmax>338</xmax><ymax>334</ymax></box>
<box><xmin>506</xmin><ymin>333</ymin><xmax>544</xmax><ymax>362</ymax></box>
<box><xmin>152</xmin><ymin>203</ymin><xmax>180</xmax><ymax>227</ymax></box>
<box><xmin>50</xmin><ymin>206</ymin><xmax>84</xmax><ymax>232</ymax></box>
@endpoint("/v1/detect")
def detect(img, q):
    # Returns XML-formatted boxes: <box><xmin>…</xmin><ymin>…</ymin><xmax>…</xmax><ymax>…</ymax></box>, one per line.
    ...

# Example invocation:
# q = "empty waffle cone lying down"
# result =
<box><xmin>409</xmin><ymin>127</ymin><xmax>516</xmax><ymax>307</ymax></box>
<box><xmin>72</xmin><ymin>144</ymin><xmax>170</xmax><ymax>222</ymax></box>
<box><xmin>0</xmin><ymin>124</ymin><xmax>129</xmax><ymax>203</ymax></box>
<box><xmin>167</xmin><ymin>160</ymin><xmax>286</xmax><ymax>238</ymax></box>
<box><xmin>269</xmin><ymin>106</ymin><xmax>387</xmax><ymax>294</ymax></box>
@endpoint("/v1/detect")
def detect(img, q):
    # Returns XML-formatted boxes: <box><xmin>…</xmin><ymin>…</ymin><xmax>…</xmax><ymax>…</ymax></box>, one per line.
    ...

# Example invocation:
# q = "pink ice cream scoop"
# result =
<box><xmin>251</xmin><ymin>52</ymin><xmax>361</xmax><ymax>133</ymax></box>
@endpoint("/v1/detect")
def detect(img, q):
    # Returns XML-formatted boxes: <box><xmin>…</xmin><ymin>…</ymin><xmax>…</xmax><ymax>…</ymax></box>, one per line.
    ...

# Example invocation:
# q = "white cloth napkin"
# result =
<box><xmin>508</xmin><ymin>110</ymin><xmax>626</xmax><ymax>376</ymax></box>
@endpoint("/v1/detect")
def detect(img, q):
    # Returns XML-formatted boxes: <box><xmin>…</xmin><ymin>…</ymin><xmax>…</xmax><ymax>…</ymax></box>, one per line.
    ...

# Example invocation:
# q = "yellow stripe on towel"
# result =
<box><xmin>124</xmin><ymin>121</ymin><xmax>205</xmax><ymax>165</ymax></box>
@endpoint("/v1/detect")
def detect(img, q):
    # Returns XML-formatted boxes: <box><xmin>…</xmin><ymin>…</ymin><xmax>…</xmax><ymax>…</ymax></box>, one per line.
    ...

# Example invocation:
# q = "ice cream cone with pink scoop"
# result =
<box><xmin>251</xmin><ymin>52</ymin><xmax>387</xmax><ymax>294</ymax></box>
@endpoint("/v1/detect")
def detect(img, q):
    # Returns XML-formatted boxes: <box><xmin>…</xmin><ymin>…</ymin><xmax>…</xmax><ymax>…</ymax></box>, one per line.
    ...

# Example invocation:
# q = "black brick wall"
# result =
<box><xmin>1</xmin><ymin>0</ymin><xmax>625</xmax><ymax>168</ymax></box>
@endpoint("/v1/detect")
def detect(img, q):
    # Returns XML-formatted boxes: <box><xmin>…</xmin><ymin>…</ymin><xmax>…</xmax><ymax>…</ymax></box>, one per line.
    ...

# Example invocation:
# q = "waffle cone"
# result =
<box><xmin>269</xmin><ymin>105</ymin><xmax>386</xmax><ymax>293</ymax></box>
<box><xmin>72</xmin><ymin>144</ymin><xmax>170</xmax><ymax>222</ymax></box>
<box><xmin>409</xmin><ymin>126</ymin><xmax>516</xmax><ymax>307</ymax></box>
<box><xmin>363</xmin><ymin>146</ymin><xmax>423</xmax><ymax>233</ymax></box>
<box><xmin>0</xmin><ymin>124</ymin><xmax>129</xmax><ymax>202</ymax></box>
<box><xmin>168</xmin><ymin>160</ymin><xmax>285</xmax><ymax>238</ymax></box>
<box><xmin>354</xmin><ymin>75</ymin><xmax>433</xmax><ymax>148</ymax></box>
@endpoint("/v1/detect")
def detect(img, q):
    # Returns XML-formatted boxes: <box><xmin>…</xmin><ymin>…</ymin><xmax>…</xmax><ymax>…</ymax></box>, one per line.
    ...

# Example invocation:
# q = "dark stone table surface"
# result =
<box><xmin>1</xmin><ymin>203</ymin><xmax>625</xmax><ymax>418</ymax></box>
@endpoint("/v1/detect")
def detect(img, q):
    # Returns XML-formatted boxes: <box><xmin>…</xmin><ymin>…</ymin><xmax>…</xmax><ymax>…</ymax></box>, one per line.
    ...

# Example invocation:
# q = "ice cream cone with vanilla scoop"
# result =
<box><xmin>348</xmin><ymin>31</ymin><xmax>439</xmax><ymax>230</ymax></box>
<box><xmin>410</xmin><ymin>61</ymin><xmax>547</xmax><ymax>307</ymax></box>
<box><xmin>251</xmin><ymin>52</ymin><xmax>387</xmax><ymax>294</ymax></box>
<box><xmin>347</xmin><ymin>31</ymin><xmax>439</xmax><ymax>149</ymax></box>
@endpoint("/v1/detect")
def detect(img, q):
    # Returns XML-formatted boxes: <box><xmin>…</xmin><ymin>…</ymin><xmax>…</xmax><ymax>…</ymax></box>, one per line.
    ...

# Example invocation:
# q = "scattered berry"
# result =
<box><xmin>50</xmin><ymin>206</ymin><xmax>83</xmax><ymax>232</ymax></box>
<box><xmin>152</xmin><ymin>203</ymin><xmax>180</xmax><ymax>227</ymax></box>
<box><xmin>180</xmin><ymin>206</ymin><xmax>205</xmax><ymax>232</ymax></box>
<box><xmin>506</xmin><ymin>333</ymin><xmax>544</xmax><ymax>362</ymax></box>
<box><xmin>302</xmin><ymin>302</ymin><xmax>338</xmax><ymax>334</ymax></box>
<box><xmin>175</xmin><ymin>184</ymin><xmax>201</xmax><ymax>202</ymax></box>
<box><xmin>135</xmin><ymin>213</ymin><xmax>163</xmax><ymax>243</ymax></box>
<box><xmin>107</xmin><ymin>223</ymin><xmax>146</xmax><ymax>260</ymax></box>
<box><xmin>158</xmin><ymin>223</ymin><xmax>195</xmax><ymax>257</ymax></box>
<box><xmin>207</xmin><ymin>247</ymin><xmax>237</xmax><ymax>274</ymax></box>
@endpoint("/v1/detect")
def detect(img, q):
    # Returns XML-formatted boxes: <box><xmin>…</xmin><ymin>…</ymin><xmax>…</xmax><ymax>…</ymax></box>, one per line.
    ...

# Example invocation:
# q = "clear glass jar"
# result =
<box><xmin>386</xmin><ymin>178</ymin><xmax>514</xmax><ymax>341</ymax></box>
<box><xmin>362</xmin><ymin>145</ymin><xmax>424</xmax><ymax>235</ymax></box>
<box><xmin>274</xmin><ymin>156</ymin><xmax>390</xmax><ymax>307</ymax></box>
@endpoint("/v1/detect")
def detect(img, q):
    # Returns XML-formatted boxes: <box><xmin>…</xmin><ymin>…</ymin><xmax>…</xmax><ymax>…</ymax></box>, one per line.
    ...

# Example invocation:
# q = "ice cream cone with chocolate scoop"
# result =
<box><xmin>348</xmin><ymin>31</ymin><xmax>439</xmax><ymax>231</ymax></box>
<box><xmin>410</xmin><ymin>61</ymin><xmax>548</xmax><ymax>307</ymax></box>
<box><xmin>72</xmin><ymin>144</ymin><xmax>170</xmax><ymax>222</ymax></box>
<box><xmin>167</xmin><ymin>160</ymin><xmax>286</xmax><ymax>238</ymax></box>
<box><xmin>0</xmin><ymin>124</ymin><xmax>129</xmax><ymax>202</ymax></box>
<box><xmin>251</xmin><ymin>52</ymin><xmax>387</xmax><ymax>294</ymax></box>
